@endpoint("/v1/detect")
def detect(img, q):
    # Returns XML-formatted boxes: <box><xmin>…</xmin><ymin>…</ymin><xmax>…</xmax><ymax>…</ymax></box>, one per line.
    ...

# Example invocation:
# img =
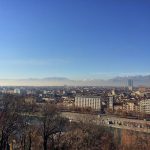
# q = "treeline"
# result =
<box><xmin>0</xmin><ymin>94</ymin><xmax>150</xmax><ymax>150</ymax></box>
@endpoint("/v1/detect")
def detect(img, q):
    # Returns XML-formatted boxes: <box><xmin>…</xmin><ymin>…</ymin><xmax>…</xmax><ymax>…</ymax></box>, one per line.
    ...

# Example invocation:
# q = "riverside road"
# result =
<box><xmin>61</xmin><ymin>112</ymin><xmax>150</xmax><ymax>133</ymax></box>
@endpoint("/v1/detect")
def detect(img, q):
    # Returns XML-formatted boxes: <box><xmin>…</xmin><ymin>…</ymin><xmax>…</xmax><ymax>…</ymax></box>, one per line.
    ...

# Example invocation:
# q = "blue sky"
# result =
<box><xmin>0</xmin><ymin>0</ymin><xmax>150</xmax><ymax>79</ymax></box>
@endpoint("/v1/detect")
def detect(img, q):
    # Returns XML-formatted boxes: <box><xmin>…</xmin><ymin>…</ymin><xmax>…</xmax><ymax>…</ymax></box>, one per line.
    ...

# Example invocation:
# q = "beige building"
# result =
<box><xmin>123</xmin><ymin>101</ymin><xmax>139</xmax><ymax>113</ymax></box>
<box><xmin>114</xmin><ymin>103</ymin><xmax>123</xmax><ymax>111</ymax></box>
<box><xmin>139</xmin><ymin>99</ymin><xmax>150</xmax><ymax>114</ymax></box>
<box><xmin>63</xmin><ymin>98</ymin><xmax>75</xmax><ymax>108</ymax></box>
<box><xmin>75</xmin><ymin>96</ymin><xmax>101</xmax><ymax>110</ymax></box>
<box><xmin>25</xmin><ymin>97</ymin><xmax>36</xmax><ymax>104</ymax></box>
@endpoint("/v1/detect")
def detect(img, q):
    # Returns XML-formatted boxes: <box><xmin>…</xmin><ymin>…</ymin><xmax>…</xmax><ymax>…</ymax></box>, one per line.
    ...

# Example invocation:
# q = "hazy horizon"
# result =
<box><xmin>0</xmin><ymin>74</ymin><xmax>150</xmax><ymax>86</ymax></box>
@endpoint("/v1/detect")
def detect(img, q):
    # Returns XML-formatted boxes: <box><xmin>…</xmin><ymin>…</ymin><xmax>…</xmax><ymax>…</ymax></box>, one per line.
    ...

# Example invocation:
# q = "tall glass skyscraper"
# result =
<box><xmin>128</xmin><ymin>79</ymin><xmax>133</xmax><ymax>91</ymax></box>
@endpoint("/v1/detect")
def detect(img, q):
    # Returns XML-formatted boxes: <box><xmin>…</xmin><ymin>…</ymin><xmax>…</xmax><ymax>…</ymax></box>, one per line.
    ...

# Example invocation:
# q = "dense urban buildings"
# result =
<box><xmin>1</xmin><ymin>86</ymin><xmax>150</xmax><ymax>115</ymax></box>
<box><xmin>0</xmin><ymin>85</ymin><xmax>150</xmax><ymax>150</ymax></box>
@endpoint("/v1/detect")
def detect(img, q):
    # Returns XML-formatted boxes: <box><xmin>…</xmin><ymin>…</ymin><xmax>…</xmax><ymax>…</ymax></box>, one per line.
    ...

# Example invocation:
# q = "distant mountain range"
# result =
<box><xmin>0</xmin><ymin>75</ymin><xmax>150</xmax><ymax>86</ymax></box>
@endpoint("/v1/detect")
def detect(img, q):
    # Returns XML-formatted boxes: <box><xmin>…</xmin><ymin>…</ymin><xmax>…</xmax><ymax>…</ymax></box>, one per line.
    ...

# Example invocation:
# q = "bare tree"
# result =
<box><xmin>59</xmin><ymin>121</ymin><xmax>116</xmax><ymax>150</ymax></box>
<box><xmin>39</xmin><ymin>103</ymin><xmax>68</xmax><ymax>150</ymax></box>
<box><xmin>0</xmin><ymin>94</ymin><xmax>22</xmax><ymax>149</ymax></box>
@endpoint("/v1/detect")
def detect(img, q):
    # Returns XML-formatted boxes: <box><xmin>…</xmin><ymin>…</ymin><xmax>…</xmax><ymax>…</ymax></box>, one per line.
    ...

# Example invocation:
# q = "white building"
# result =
<box><xmin>139</xmin><ymin>99</ymin><xmax>150</xmax><ymax>114</ymax></box>
<box><xmin>14</xmin><ymin>88</ymin><xmax>21</xmax><ymax>94</ymax></box>
<box><xmin>108</xmin><ymin>96</ymin><xmax>114</xmax><ymax>110</ymax></box>
<box><xmin>75</xmin><ymin>96</ymin><xmax>101</xmax><ymax>111</ymax></box>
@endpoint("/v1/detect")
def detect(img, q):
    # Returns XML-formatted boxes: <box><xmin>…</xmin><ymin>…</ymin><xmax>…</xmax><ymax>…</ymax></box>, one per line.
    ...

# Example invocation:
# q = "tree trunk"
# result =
<box><xmin>51</xmin><ymin>135</ymin><xmax>55</xmax><ymax>150</ymax></box>
<box><xmin>28</xmin><ymin>133</ymin><xmax>32</xmax><ymax>150</ymax></box>
<box><xmin>0</xmin><ymin>132</ymin><xmax>7</xmax><ymax>150</ymax></box>
<box><xmin>43</xmin><ymin>137</ymin><xmax>48</xmax><ymax>150</ymax></box>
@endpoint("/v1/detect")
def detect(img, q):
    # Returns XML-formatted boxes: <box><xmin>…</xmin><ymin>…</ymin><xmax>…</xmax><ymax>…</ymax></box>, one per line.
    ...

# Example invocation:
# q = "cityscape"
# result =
<box><xmin>0</xmin><ymin>0</ymin><xmax>150</xmax><ymax>150</ymax></box>
<box><xmin>0</xmin><ymin>80</ymin><xmax>150</xmax><ymax>149</ymax></box>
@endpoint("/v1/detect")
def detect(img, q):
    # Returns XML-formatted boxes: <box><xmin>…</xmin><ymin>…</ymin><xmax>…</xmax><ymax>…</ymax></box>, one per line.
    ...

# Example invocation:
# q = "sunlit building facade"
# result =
<box><xmin>139</xmin><ymin>99</ymin><xmax>150</xmax><ymax>114</ymax></box>
<box><xmin>75</xmin><ymin>96</ymin><xmax>101</xmax><ymax>110</ymax></box>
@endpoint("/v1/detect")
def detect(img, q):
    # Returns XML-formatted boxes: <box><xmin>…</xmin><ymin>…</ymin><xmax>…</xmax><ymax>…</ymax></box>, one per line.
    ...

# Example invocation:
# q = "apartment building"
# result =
<box><xmin>123</xmin><ymin>101</ymin><xmax>139</xmax><ymax>113</ymax></box>
<box><xmin>75</xmin><ymin>96</ymin><xmax>101</xmax><ymax>110</ymax></box>
<box><xmin>139</xmin><ymin>99</ymin><xmax>150</xmax><ymax>114</ymax></box>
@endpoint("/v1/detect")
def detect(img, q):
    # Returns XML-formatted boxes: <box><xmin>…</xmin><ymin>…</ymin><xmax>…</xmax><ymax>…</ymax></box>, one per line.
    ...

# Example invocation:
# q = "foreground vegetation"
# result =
<box><xmin>0</xmin><ymin>94</ymin><xmax>150</xmax><ymax>150</ymax></box>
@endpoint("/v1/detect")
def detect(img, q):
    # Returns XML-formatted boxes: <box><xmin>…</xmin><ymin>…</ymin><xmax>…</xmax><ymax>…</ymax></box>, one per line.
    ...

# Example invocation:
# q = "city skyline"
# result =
<box><xmin>0</xmin><ymin>0</ymin><xmax>150</xmax><ymax>79</ymax></box>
